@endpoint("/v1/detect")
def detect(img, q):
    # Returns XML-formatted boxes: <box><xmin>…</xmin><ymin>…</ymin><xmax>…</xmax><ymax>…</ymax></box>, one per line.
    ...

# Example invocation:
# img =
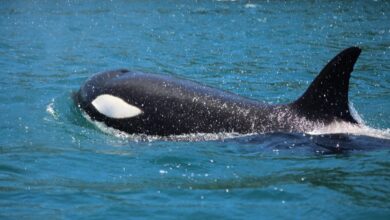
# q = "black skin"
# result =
<box><xmin>75</xmin><ymin>47</ymin><xmax>361</xmax><ymax>136</ymax></box>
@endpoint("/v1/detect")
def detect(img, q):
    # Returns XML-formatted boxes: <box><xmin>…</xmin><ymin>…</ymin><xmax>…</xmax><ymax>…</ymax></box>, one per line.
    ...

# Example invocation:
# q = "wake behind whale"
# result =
<box><xmin>74</xmin><ymin>47</ymin><xmax>383</xmax><ymax>139</ymax></box>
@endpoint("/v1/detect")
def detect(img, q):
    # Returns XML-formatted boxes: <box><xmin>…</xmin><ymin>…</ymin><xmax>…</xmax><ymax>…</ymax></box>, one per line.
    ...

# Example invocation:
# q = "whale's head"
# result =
<box><xmin>74</xmin><ymin>69</ymin><xmax>144</xmax><ymax>122</ymax></box>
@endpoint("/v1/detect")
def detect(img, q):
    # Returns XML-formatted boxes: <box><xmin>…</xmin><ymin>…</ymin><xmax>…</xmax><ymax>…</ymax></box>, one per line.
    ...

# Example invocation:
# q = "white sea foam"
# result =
<box><xmin>308</xmin><ymin>122</ymin><xmax>390</xmax><ymax>140</ymax></box>
<box><xmin>307</xmin><ymin>105</ymin><xmax>390</xmax><ymax>140</ymax></box>
<box><xmin>46</xmin><ymin>99</ymin><xmax>59</xmax><ymax>120</ymax></box>
<box><xmin>46</xmin><ymin>102</ymin><xmax>55</xmax><ymax>116</ymax></box>
<box><xmin>244</xmin><ymin>3</ymin><xmax>257</xmax><ymax>8</ymax></box>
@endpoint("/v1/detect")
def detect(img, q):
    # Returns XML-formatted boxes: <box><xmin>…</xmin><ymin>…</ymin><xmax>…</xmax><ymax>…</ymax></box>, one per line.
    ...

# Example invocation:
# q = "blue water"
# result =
<box><xmin>1</xmin><ymin>0</ymin><xmax>390</xmax><ymax>219</ymax></box>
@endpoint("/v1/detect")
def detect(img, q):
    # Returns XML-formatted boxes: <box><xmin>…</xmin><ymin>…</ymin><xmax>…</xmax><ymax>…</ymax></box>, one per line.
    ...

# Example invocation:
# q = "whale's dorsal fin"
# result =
<box><xmin>292</xmin><ymin>47</ymin><xmax>361</xmax><ymax>123</ymax></box>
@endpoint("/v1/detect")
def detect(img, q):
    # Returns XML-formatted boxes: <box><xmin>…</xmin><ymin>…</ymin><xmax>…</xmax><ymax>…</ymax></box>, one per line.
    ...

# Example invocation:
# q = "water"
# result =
<box><xmin>1</xmin><ymin>0</ymin><xmax>390</xmax><ymax>219</ymax></box>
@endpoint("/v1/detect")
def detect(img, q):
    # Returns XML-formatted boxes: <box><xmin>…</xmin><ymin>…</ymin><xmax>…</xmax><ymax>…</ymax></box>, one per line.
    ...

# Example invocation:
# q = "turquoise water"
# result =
<box><xmin>1</xmin><ymin>0</ymin><xmax>390</xmax><ymax>219</ymax></box>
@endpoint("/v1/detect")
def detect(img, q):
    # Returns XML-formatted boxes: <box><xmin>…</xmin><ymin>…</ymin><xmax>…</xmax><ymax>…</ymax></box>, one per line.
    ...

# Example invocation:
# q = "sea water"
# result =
<box><xmin>0</xmin><ymin>1</ymin><xmax>389</xmax><ymax>219</ymax></box>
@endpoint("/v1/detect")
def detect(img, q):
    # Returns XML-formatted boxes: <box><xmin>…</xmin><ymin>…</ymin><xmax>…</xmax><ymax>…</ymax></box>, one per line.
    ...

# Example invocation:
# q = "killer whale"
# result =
<box><xmin>75</xmin><ymin>47</ymin><xmax>361</xmax><ymax>136</ymax></box>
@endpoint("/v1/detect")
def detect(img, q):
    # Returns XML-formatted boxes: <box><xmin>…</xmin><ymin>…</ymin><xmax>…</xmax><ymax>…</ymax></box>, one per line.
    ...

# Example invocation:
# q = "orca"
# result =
<box><xmin>75</xmin><ymin>47</ymin><xmax>362</xmax><ymax>136</ymax></box>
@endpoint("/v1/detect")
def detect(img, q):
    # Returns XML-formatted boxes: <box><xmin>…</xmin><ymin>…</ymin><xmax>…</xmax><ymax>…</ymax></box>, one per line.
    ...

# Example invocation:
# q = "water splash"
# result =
<box><xmin>308</xmin><ymin>103</ymin><xmax>390</xmax><ymax>140</ymax></box>
<box><xmin>46</xmin><ymin>99</ymin><xmax>59</xmax><ymax>120</ymax></box>
<box><xmin>244</xmin><ymin>3</ymin><xmax>257</xmax><ymax>9</ymax></box>
<box><xmin>308</xmin><ymin>122</ymin><xmax>390</xmax><ymax>140</ymax></box>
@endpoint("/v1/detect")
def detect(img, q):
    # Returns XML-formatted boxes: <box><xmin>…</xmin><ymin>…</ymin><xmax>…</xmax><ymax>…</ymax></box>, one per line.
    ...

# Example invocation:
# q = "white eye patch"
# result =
<box><xmin>91</xmin><ymin>94</ymin><xmax>142</xmax><ymax>119</ymax></box>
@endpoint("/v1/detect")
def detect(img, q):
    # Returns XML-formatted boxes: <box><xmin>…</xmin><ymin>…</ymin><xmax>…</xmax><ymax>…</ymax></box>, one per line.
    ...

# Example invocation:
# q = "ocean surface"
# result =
<box><xmin>1</xmin><ymin>0</ymin><xmax>390</xmax><ymax>219</ymax></box>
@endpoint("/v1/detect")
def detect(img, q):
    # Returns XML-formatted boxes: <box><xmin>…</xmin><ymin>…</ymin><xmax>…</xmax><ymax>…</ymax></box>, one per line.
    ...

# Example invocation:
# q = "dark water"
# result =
<box><xmin>1</xmin><ymin>0</ymin><xmax>390</xmax><ymax>219</ymax></box>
